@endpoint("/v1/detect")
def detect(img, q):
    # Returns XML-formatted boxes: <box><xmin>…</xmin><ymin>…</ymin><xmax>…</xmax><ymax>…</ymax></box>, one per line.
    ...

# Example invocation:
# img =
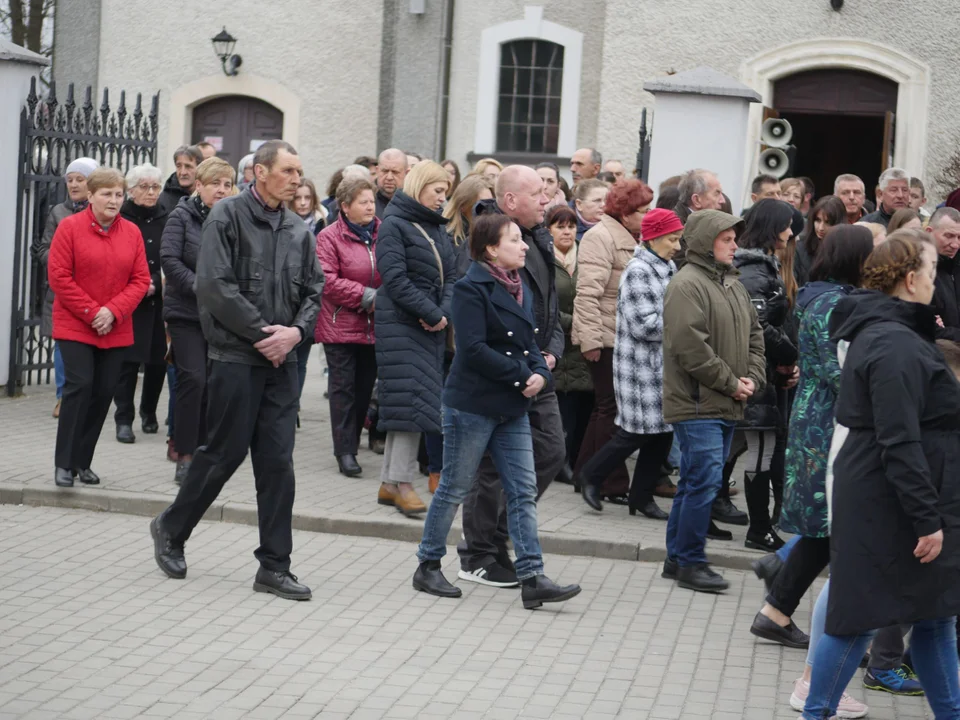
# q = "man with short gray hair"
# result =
<box><xmin>862</xmin><ymin>167</ymin><xmax>911</xmax><ymax>226</ymax></box>
<box><xmin>927</xmin><ymin>207</ymin><xmax>960</xmax><ymax>340</ymax></box>
<box><xmin>673</xmin><ymin>169</ymin><xmax>725</xmax><ymax>268</ymax></box>
<box><xmin>834</xmin><ymin>173</ymin><xmax>866</xmax><ymax>224</ymax></box>
<box><xmin>570</xmin><ymin>148</ymin><xmax>602</xmax><ymax>184</ymax></box>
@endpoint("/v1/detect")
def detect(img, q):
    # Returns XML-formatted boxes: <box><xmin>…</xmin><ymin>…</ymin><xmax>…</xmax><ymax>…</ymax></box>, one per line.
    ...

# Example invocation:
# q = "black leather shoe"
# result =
<box><xmin>54</xmin><ymin>467</ymin><xmax>75</xmax><ymax>487</ymax></box>
<box><xmin>174</xmin><ymin>459</ymin><xmax>190</xmax><ymax>486</ymax></box>
<box><xmin>521</xmin><ymin>574</ymin><xmax>582</xmax><ymax>610</ymax></box>
<box><xmin>677</xmin><ymin>563</ymin><xmax>729</xmax><ymax>593</ymax></box>
<box><xmin>581</xmin><ymin>484</ymin><xmax>603</xmax><ymax>511</ymax></box>
<box><xmin>140</xmin><ymin>412</ymin><xmax>159</xmax><ymax>434</ymax></box>
<box><xmin>337</xmin><ymin>454</ymin><xmax>362</xmax><ymax>477</ymax></box>
<box><xmin>150</xmin><ymin>515</ymin><xmax>186</xmax><ymax>579</ymax></box>
<box><xmin>631</xmin><ymin>499</ymin><xmax>668</xmax><ymax>520</ymax></box>
<box><xmin>554</xmin><ymin>463</ymin><xmax>575</xmax><ymax>485</ymax></box>
<box><xmin>253</xmin><ymin>568</ymin><xmax>312</xmax><ymax>600</ymax></box>
<box><xmin>745</xmin><ymin>529</ymin><xmax>786</xmax><ymax>552</ymax></box>
<box><xmin>661</xmin><ymin>557</ymin><xmax>678</xmax><ymax>579</ymax></box>
<box><xmin>116</xmin><ymin>425</ymin><xmax>136</xmax><ymax>444</ymax></box>
<box><xmin>750</xmin><ymin>611</ymin><xmax>810</xmax><ymax>648</ymax></box>
<box><xmin>604</xmin><ymin>493</ymin><xmax>630</xmax><ymax>506</ymax></box>
<box><xmin>413</xmin><ymin>560</ymin><xmax>462</xmax><ymax>598</ymax></box>
<box><xmin>712</xmin><ymin>496</ymin><xmax>749</xmax><ymax>526</ymax></box>
<box><xmin>751</xmin><ymin>552</ymin><xmax>783</xmax><ymax>594</ymax></box>
<box><xmin>706</xmin><ymin>520</ymin><xmax>733</xmax><ymax>541</ymax></box>
<box><xmin>77</xmin><ymin>468</ymin><xmax>100</xmax><ymax>485</ymax></box>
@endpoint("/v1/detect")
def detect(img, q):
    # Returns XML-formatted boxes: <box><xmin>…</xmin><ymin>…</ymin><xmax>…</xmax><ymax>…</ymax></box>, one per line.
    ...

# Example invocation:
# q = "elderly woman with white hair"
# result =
<box><xmin>114</xmin><ymin>162</ymin><xmax>169</xmax><ymax>445</ymax></box>
<box><xmin>237</xmin><ymin>154</ymin><xmax>255</xmax><ymax>190</ymax></box>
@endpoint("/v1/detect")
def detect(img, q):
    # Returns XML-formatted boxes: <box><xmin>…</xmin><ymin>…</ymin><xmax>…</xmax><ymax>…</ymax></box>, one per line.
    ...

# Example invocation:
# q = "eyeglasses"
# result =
<box><xmin>136</xmin><ymin>184</ymin><xmax>162</xmax><ymax>193</ymax></box>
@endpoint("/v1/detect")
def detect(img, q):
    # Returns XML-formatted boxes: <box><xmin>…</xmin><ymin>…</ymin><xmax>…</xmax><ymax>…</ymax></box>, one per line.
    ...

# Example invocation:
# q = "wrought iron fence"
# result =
<box><xmin>7</xmin><ymin>78</ymin><xmax>159</xmax><ymax>396</ymax></box>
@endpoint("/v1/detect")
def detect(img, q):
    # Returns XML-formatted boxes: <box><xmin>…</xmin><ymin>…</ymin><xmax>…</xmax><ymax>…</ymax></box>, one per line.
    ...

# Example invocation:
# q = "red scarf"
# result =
<box><xmin>481</xmin><ymin>261</ymin><xmax>523</xmax><ymax>305</ymax></box>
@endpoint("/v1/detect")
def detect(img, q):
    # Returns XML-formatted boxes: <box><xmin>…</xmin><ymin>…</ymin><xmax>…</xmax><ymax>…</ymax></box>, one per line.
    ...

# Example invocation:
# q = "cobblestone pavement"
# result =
<box><xmin>3</xmin><ymin>350</ymin><xmax>771</xmax><ymax>567</ymax></box>
<box><xmin>0</xmin><ymin>506</ymin><xmax>932</xmax><ymax>719</ymax></box>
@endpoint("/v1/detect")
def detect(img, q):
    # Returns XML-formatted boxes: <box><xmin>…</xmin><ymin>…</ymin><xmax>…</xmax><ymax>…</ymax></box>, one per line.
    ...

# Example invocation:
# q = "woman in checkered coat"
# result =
<box><xmin>580</xmin><ymin>209</ymin><xmax>684</xmax><ymax>518</ymax></box>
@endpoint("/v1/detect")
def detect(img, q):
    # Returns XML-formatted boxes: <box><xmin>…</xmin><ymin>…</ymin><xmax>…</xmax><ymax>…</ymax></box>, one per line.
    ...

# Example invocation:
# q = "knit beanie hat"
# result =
<box><xmin>64</xmin><ymin>157</ymin><xmax>98</xmax><ymax>178</ymax></box>
<box><xmin>641</xmin><ymin>208</ymin><xmax>684</xmax><ymax>242</ymax></box>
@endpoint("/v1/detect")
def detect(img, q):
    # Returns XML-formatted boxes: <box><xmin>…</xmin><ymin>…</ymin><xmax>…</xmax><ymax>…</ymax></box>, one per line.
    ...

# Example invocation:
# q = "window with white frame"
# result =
<box><xmin>496</xmin><ymin>39</ymin><xmax>564</xmax><ymax>154</ymax></box>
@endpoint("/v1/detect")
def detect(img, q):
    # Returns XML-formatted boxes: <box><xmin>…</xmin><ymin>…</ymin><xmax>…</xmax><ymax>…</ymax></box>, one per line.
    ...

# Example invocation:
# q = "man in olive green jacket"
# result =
<box><xmin>661</xmin><ymin>209</ymin><xmax>766</xmax><ymax>593</ymax></box>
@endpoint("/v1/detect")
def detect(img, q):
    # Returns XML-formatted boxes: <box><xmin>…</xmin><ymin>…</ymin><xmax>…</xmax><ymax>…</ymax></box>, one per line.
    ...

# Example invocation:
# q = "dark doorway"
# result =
<box><xmin>191</xmin><ymin>96</ymin><xmax>283</xmax><ymax>168</ymax></box>
<box><xmin>774</xmin><ymin>69</ymin><xmax>897</xmax><ymax>200</ymax></box>
<box><xmin>781</xmin><ymin>113</ymin><xmax>885</xmax><ymax>201</ymax></box>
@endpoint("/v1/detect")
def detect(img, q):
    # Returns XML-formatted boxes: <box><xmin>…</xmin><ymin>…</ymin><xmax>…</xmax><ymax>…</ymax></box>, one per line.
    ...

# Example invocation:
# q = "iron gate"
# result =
<box><xmin>7</xmin><ymin>78</ymin><xmax>159</xmax><ymax>396</ymax></box>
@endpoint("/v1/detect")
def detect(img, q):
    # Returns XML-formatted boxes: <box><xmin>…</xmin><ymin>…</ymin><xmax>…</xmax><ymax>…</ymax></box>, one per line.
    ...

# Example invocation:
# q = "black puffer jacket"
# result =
<box><xmin>158</xmin><ymin>172</ymin><xmax>191</xmax><ymax>215</ymax></box>
<box><xmin>374</xmin><ymin>191</ymin><xmax>456</xmax><ymax>434</ymax></box>
<box><xmin>827</xmin><ymin>290</ymin><xmax>960</xmax><ymax>635</ymax></box>
<box><xmin>160</xmin><ymin>196</ymin><xmax>205</xmax><ymax>324</ymax></box>
<box><xmin>734</xmin><ymin>248</ymin><xmax>798</xmax><ymax>429</ymax></box>
<box><xmin>933</xmin><ymin>252</ymin><xmax>960</xmax><ymax>342</ymax></box>
<box><xmin>120</xmin><ymin>198</ymin><xmax>168</xmax><ymax>364</ymax></box>
<box><xmin>196</xmin><ymin>189</ymin><xmax>324</xmax><ymax>366</ymax></box>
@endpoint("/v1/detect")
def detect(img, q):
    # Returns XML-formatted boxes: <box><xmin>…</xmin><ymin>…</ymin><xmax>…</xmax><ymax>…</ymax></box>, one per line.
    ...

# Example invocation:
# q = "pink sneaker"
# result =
<box><xmin>789</xmin><ymin>677</ymin><xmax>868</xmax><ymax>719</ymax></box>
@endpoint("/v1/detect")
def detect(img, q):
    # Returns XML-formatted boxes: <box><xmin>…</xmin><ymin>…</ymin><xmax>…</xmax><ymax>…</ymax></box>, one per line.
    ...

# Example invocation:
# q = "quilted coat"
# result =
<box><xmin>374</xmin><ymin>191</ymin><xmax>455</xmax><ymax>434</ymax></box>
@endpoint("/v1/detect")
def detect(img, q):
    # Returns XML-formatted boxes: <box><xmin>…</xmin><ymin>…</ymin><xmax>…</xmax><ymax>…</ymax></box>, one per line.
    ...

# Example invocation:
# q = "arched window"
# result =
<box><xmin>496</xmin><ymin>39</ymin><xmax>564</xmax><ymax>154</ymax></box>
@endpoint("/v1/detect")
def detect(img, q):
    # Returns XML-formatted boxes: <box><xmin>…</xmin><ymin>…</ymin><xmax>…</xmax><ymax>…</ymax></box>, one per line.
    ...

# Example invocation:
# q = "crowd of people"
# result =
<box><xmin>36</xmin><ymin>134</ymin><xmax>960</xmax><ymax>715</ymax></box>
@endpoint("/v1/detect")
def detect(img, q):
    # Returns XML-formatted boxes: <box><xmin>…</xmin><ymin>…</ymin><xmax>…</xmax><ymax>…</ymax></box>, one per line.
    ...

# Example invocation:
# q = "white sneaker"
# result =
<box><xmin>790</xmin><ymin>677</ymin><xmax>868</xmax><ymax>719</ymax></box>
<box><xmin>457</xmin><ymin>564</ymin><xmax>519</xmax><ymax>588</ymax></box>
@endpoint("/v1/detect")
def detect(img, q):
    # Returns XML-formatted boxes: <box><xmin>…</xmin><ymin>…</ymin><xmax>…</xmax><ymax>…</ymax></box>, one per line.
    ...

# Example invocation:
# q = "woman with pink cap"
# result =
<box><xmin>580</xmin><ymin>208</ymin><xmax>683</xmax><ymax>518</ymax></box>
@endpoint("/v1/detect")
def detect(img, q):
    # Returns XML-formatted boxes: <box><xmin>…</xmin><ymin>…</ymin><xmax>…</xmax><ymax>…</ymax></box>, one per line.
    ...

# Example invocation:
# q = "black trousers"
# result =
<box><xmin>163</xmin><ymin>361</ymin><xmax>299</xmax><ymax>571</ymax></box>
<box><xmin>323</xmin><ymin>343</ymin><xmax>378</xmax><ymax>457</ymax></box>
<box><xmin>55</xmin><ymin>341</ymin><xmax>126</xmax><ymax>469</ymax></box>
<box><xmin>114</xmin><ymin>360</ymin><xmax>166</xmax><ymax>426</ymax></box>
<box><xmin>457</xmin><ymin>389</ymin><xmax>565</xmax><ymax>571</ymax></box>
<box><xmin>556</xmin><ymin>389</ymin><xmax>594</xmax><ymax>467</ymax></box>
<box><xmin>766</xmin><ymin>535</ymin><xmax>831</xmax><ymax>617</ymax></box>
<box><xmin>168</xmin><ymin>321</ymin><xmax>207</xmax><ymax>455</ymax></box>
<box><xmin>574</xmin><ymin>349</ymin><xmax>629</xmax><ymax>495</ymax></box>
<box><xmin>582</xmin><ymin>429</ymin><xmax>673</xmax><ymax>508</ymax></box>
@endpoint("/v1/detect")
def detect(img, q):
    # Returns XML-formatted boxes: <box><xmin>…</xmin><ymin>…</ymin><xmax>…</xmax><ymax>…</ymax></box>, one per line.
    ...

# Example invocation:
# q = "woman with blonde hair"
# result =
<box><xmin>886</xmin><ymin>207</ymin><xmax>922</xmax><ymax>234</ymax></box>
<box><xmin>780</xmin><ymin>178</ymin><xmax>805</xmax><ymax>211</ymax></box>
<box><xmin>472</xmin><ymin>157</ymin><xmax>503</xmax><ymax>184</ymax></box>
<box><xmin>160</xmin><ymin>156</ymin><xmax>235</xmax><ymax>484</ymax></box>
<box><xmin>857</xmin><ymin>221</ymin><xmax>887</xmax><ymax>246</ymax></box>
<box><xmin>374</xmin><ymin>161</ymin><xmax>456</xmax><ymax>516</ymax></box>
<box><xmin>443</xmin><ymin>174</ymin><xmax>495</xmax><ymax>248</ymax></box>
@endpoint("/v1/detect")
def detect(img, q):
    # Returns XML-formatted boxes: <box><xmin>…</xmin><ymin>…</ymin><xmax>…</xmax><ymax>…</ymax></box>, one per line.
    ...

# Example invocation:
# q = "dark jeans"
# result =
<box><xmin>168</xmin><ymin>321</ymin><xmax>207</xmax><ymax>455</ymax></box>
<box><xmin>114</xmin><ymin>361</ymin><xmax>166</xmax><ymax>425</ymax></box>
<box><xmin>162</xmin><ymin>361</ymin><xmax>299</xmax><ymax>572</ymax></box>
<box><xmin>766</xmin><ymin>535</ymin><xmax>830</xmax><ymax>617</ymax></box>
<box><xmin>574</xmin><ymin>349</ymin><xmax>629</xmax><ymax>495</ymax></box>
<box><xmin>581</xmin><ymin>429</ymin><xmax>673</xmax><ymax>508</ymax></box>
<box><xmin>166</xmin><ymin>364</ymin><xmax>177</xmax><ymax>439</ymax></box>
<box><xmin>425</xmin><ymin>432</ymin><xmax>443</xmax><ymax>473</ymax></box>
<box><xmin>296</xmin><ymin>339</ymin><xmax>312</xmax><ymax>401</ymax></box>
<box><xmin>556</xmin><ymin>389</ymin><xmax>594</xmax><ymax>467</ymax></box>
<box><xmin>323</xmin><ymin>343</ymin><xmax>378</xmax><ymax>457</ymax></box>
<box><xmin>667</xmin><ymin>419</ymin><xmax>736</xmax><ymax>567</ymax></box>
<box><xmin>457</xmin><ymin>389</ymin><xmax>565</xmax><ymax>571</ymax></box>
<box><xmin>55</xmin><ymin>341</ymin><xmax>126</xmax><ymax>470</ymax></box>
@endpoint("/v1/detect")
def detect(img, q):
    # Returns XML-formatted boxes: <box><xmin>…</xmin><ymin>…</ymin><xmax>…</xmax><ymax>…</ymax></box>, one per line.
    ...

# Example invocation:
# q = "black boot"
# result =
<box><xmin>630</xmin><ymin>499</ymin><xmax>668</xmax><ymax>520</ymax></box>
<box><xmin>520</xmin><ymin>575</ymin><xmax>582</xmax><ymax>610</ymax></box>
<box><xmin>77</xmin><ymin>468</ymin><xmax>100</xmax><ymax>485</ymax></box>
<box><xmin>581</xmin><ymin>483</ymin><xmax>603</xmax><ymax>511</ymax></box>
<box><xmin>413</xmin><ymin>560</ymin><xmax>462</xmax><ymax>598</ymax></box>
<box><xmin>712</xmin><ymin>496</ymin><xmax>748</xmax><ymax>525</ymax></box>
<box><xmin>150</xmin><ymin>514</ymin><xmax>187</xmax><ymax>579</ymax></box>
<box><xmin>337</xmin><ymin>454</ymin><xmax>362</xmax><ymax>477</ymax></box>
<box><xmin>140</xmin><ymin>411</ymin><xmax>159</xmax><ymax>434</ymax></box>
<box><xmin>116</xmin><ymin>424</ymin><xmax>136</xmax><ymax>443</ymax></box>
<box><xmin>706</xmin><ymin>520</ymin><xmax>732</xmax><ymax>540</ymax></box>
<box><xmin>174</xmin><ymin>459</ymin><xmax>191</xmax><ymax>486</ymax></box>
<box><xmin>677</xmin><ymin>563</ymin><xmax>729</xmax><ymax>593</ymax></box>
<box><xmin>751</xmin><ymin>552</ymin><xmax>784</xmax><ymax>593</ymax></box>
<box><xmin>253</xmin><ymin>568</ymin><xmax>312</xmax><ymax>600</ymax></box>
<box><xmin>554</xmin><ymin>463</ymin><xmax>575</xmax><ymax>486</ymax></box>
<box><xmin>54</xmin><ymin>467</ymin><xmax>75</xmax><ymax>487</ymax></box>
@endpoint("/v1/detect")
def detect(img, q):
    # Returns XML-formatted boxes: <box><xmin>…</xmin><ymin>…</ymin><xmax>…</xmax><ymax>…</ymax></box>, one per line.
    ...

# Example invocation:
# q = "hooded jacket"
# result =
<box><xmin>158</xmin><ymin>172</ymin><xmax>191</xmax><ymax>215</ymax></box>
<box><xmin>661</xmin><ymin>210</ymin><xmax>766</xmax><ymax>424</ymax></box>
<box><xmin>825</xmin><ymin>290</ymin><xmax>960</xmax><ymax>635</ymax></box>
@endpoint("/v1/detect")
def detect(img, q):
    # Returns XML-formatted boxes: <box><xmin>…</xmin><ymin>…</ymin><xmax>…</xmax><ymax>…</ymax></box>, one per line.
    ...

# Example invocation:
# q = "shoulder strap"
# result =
<box><xmin>412</xmin><ymin>222</ymin><xmax>444</xmax><ymax>288</ymax></box>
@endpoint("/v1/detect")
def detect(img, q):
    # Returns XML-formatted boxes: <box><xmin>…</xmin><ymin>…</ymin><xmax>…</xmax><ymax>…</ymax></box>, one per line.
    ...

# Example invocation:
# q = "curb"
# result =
<box><xmin>0</xmin><ymin>484</ymin><xmax>764</xmax><ymax>572</ymax></box>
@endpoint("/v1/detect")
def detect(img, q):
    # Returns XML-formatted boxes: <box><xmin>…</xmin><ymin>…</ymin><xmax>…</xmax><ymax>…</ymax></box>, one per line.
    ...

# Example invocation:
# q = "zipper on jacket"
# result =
<box><xmin>366</xmin><ymin>240</ymin><xmax>375</xmax><ymax>342</ymax></box>
<box><xmin>333</xmin><ymin>306</ymin><xmax>342</xmax><ymax>324</ymax></box>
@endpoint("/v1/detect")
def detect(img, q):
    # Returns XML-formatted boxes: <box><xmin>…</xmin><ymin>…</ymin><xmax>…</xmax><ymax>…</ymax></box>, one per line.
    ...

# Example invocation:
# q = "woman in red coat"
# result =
<box><xmin>48</xmin><ymin>167</ymin><xmax>151</xmax><ymax>488</ymax></box>
<box><xmin>315</xmin><ymin>176</ymin><xmax>382</xmax><ymax>477</ymax></box>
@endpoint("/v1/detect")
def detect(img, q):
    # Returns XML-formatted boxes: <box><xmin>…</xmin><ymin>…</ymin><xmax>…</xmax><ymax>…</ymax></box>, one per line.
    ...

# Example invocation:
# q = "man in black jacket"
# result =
<box><xmin>928</xmin><ymin>207</ymin><xmax>960</xmax><ymax>340</ymax></box>
<box><xmin>150</xmin><ymin>140</ymin><xmax>325</xmax><ymax>600</ymax></box>
<box><xmin>861</xmin><ymin>167</ymin><xmax>911</xmax><ymax>226</ymax></box>
<box><xmin>374</xmin><ymin>148</ymin><xmax>408</xmax><ymax>219</ymax></box>
<box><xmin>158</xmin><ymin>145</ymin><xmax>203</xmax><ymax>214</ymax></box>
<box><xmin>456</xmin><ymin>165</ymin><xmax>567</xmax><ymax>587</ymax></box>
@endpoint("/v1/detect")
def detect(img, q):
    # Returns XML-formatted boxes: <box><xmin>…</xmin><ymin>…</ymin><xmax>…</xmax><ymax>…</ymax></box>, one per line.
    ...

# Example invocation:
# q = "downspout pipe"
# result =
<box><xmin>433</xmin><ymin>0</ymin><xmax>454</xmax><ymax>161</ymax></box>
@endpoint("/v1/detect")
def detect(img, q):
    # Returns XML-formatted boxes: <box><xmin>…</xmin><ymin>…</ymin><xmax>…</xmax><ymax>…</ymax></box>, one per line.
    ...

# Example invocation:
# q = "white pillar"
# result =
<box><xmin>0</xmin><ymin>41</ymin><xmax>49</xmax><ymax>390</ymax></box>
<box><xmin>644</xmin><ymin>67</ymin><xmax>761</xmax><ymax>216</ymax></box>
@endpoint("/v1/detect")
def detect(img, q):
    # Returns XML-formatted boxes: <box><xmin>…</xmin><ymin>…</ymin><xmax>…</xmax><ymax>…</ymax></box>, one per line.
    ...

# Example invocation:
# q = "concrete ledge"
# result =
<box><xmin>0</xmin><ymin>483</ymin><xmax>769</xmax><ymax>570</ymax></box>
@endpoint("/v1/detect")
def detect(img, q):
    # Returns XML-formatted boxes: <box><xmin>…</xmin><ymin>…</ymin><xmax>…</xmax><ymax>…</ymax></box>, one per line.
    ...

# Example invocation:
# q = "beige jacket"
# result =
<box><xmin>571</xmin><ymin>215</ymin><xmax>639</xmax><ymax>352</ymax></box>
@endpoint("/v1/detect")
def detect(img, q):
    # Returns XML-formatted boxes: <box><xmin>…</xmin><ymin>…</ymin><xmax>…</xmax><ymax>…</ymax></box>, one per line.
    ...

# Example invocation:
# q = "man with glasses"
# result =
<box><xmin>159</xmin><ymin>145</ymin><xmax>204</xmax><ymax>214</ymax></box>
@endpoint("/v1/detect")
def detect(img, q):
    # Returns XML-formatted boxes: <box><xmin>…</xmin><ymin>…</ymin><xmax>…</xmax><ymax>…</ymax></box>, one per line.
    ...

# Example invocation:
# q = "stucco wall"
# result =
<box><xmin>96</xmin><ymin>0</ymin><xmax>383</xmax><ymax>187</ymax></box>
<box><xmin>445</xmin><ymin>0</ymin><xmax>607</xmax><ymax>174</ymax></box>
<box><xmin>598</xmin><ymin>0</ymin><xmax>960</xmax><ymax>200</ymax></box>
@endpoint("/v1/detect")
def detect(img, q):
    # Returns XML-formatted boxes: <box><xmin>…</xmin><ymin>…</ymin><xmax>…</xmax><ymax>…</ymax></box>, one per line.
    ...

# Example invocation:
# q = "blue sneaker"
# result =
<box><xmin>863</xmin><ymin>666</ymin><xmax>925</xmax><ymax>696</ymax></box>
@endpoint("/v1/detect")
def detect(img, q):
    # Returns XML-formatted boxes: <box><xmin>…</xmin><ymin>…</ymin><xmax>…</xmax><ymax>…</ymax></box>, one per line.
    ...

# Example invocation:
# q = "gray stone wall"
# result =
<box><xmin>52</xmin><ymin>0</ymin><xmax>101</xmax><ymax>97</ymax></box>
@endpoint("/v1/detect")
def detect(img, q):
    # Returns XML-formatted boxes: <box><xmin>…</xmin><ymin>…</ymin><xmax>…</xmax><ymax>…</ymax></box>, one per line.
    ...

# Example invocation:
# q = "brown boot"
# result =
<box><xmin>654</xmin><ymin>478</ymin><xmax>677</xmax><ymax>498</ymax></box>
<box><xmin>52</xmin><ymin>399</ymin><xmax>61</xmax><ymax>419</ymax></box>
<box><xmin>378</xmin><ymin>483</ymin><xmax>398</xmax><ymax>507</ymax></box>
<box><xmin>395</xmin><ymin>485</ymin><xmax>427</xmax><ymax>516</ymax></box>
<box><xmin>428</xmin><ymin>472</ymin><xmax>440</xmax><ymax>494</ymax></box>
<box><xmin>166</xmin><ymin>438</ymin><xmax>179</xmax><ymax>463</ymax></box>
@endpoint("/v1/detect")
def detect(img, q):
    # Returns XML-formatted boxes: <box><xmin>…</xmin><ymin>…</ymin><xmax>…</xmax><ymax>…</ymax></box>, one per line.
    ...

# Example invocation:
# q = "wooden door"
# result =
<box><xmin>191</xmin><ymin>96</ymin><xmax>283</xmax><ymax>169</ymax></box>
<box><xmin>881</xmin><ymin>111</ymin><xmax>896</xmax><ymax>172</ymax></box>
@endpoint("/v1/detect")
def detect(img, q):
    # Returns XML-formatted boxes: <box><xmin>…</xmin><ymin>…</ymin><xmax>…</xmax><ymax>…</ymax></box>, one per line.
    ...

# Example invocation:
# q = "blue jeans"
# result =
<box><xmin>54</xmin><ymin>341</ymin><xmax>64</xmax><ymax>399</ymax></box>
<box><xmin>166</xmin><ymin>364</ymin><xmax>177</xmax><ymax>438</ymax></box>
<box><xmin>666</xmin><ymin>419</ymin><xmax>735</xmax><ymax>566</ymax></box>
<box><xmin>776</xmin><ymin>534</ymin><xmax>800</xmax><ymax>563</ymax></box>
<box><xmin>667</xmin><ymin>435</ymin><xmax>681</xmax><ymax>469</ymax></box>
<box><xmin>806</xmin><ymin>578</ymin><xmax>829</xmax><ymax>668</ymax></box>
<box><xmin>804</xmin><ymin>611</ymin><xmax>960</xmax><ymax>718</ymax></box>
<box><xmin>417</xmin><ymin>407</ymin><xmax>544</xmax><ymax>580</ymax></box>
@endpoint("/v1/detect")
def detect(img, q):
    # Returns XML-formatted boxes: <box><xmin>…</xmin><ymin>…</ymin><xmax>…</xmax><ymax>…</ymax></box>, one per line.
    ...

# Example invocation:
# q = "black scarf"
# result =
<box><xmin>344</xmin><ymin>217</ymin><xmax>376</xmax><ymax>244</ymax></box>
<box><xmin>193</xmin><ymin>194</ymin><xmax>211</xmax><ymax>223</ymax></box>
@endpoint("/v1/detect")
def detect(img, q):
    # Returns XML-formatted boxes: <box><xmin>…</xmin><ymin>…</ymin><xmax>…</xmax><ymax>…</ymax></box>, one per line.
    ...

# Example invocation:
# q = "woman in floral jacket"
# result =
<box><xmin>748</xmin><ymin>224</ymin><xmax>874</xmax><ymax>650</ymax></box>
